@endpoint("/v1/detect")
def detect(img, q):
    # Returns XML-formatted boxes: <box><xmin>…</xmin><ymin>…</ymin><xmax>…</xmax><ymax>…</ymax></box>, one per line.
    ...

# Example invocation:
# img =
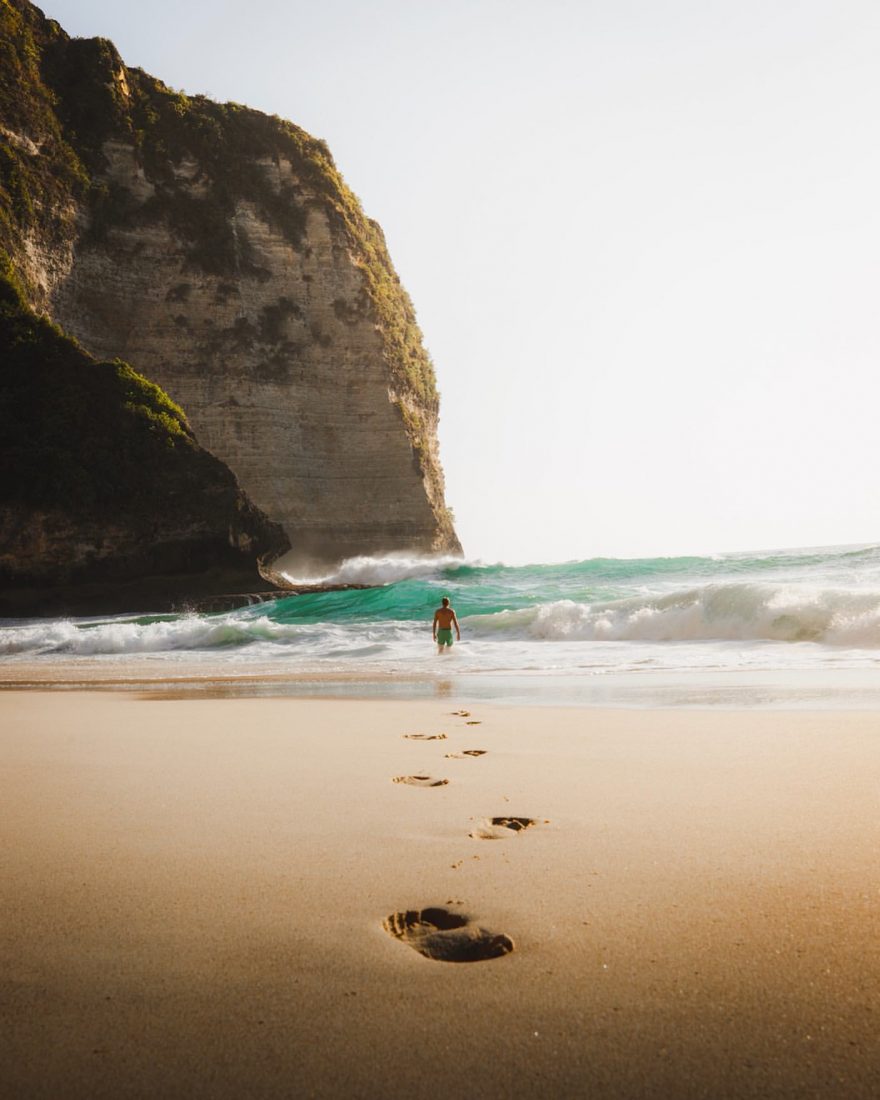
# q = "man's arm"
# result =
<box><xmin>452</xmin><ymin>611</ymin><xmax>461</xmax><ymax>640</ymax></box>
<box><xmin>432</xmin><ymin>610</ymin><xmax>439</xmax><ymax>639</ymax></box>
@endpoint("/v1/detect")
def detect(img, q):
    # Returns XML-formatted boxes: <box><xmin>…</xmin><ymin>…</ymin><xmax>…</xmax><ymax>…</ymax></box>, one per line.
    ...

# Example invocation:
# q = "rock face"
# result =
<box><xmin>0</xmin><ymin>263</ymin><xmax>288</xmax><ymax>614</ymax></box>
<box><xmin>0</xmin><ymin>0</ymin><xmax>461</xmax><ymax>567</ymax></box>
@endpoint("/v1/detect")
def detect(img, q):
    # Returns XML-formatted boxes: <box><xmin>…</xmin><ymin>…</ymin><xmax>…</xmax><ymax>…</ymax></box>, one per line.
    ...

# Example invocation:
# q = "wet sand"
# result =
<box><xmin>2</xmin><ymin>691</ymin><xmax>879</xmax><ymax>1098</ymax></box>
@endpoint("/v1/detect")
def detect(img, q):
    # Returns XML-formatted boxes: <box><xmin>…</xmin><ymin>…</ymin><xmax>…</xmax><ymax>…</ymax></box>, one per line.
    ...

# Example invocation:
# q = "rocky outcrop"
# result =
<box><xmin>0</xmin><ymin>0</ymin><xmax>461</xmax><ymax>568</ymax></box>
<box><xmin>0</xmin><ymin>262</ymin><xmax>288</xmax><ymax>614</ymax></box>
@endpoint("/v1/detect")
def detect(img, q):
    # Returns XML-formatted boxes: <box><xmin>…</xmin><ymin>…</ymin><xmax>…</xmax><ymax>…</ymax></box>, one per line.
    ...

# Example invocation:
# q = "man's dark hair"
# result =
<box><xmin>441</xmin><ymin>596</ymin><xmax>450</xmax><ymax>606</ymax></box>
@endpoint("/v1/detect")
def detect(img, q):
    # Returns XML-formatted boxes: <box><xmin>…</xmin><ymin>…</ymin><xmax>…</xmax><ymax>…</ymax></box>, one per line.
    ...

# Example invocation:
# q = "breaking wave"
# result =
<box><xmin>3</xmin><ymin>582</ymin><xmax>880</xmax><ymax>659</ymax></box>
<box><xmin>4</xmin><ymin>544</ymin><xmax>880</xmax><ymax>670</ymax></box>
<box><xmin>277</xmin><ymin>552</ymin><xmax>477</xmax><ymax>587</ymax></box>
<box><xmin>467</xmin><ymin>583</ymin><xmax>880</xmax><ymax>646</ymax></box>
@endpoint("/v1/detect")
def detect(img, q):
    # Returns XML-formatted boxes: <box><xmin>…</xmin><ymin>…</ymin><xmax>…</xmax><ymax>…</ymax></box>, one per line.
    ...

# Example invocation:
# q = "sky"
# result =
<box><xmin>42</xmin><ymin>0</ymin><xmax>880</xmax><ymax>562</ymax></box>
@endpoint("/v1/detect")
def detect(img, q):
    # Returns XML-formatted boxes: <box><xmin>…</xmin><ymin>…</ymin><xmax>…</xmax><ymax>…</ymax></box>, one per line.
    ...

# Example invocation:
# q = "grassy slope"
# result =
<box><xmin>3</xmin><ymin>260</ymin><xmax>193</xmax><ymax>510</ymax></box>
<box><xmin>0</xmin><ymin>258</ymin><xmax>285</xmax><ymax>584</ymax></box>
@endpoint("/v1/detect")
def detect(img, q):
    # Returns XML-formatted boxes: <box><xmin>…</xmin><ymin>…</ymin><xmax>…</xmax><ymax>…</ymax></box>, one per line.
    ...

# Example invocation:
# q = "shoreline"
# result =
<box><xmin>3</xmin><ymin>663</ymin><xmax>880</xmax><ymax>709</ymax></box>
<box><xmin>2</xmin><ymin>690</ymin><xmax>879</xmax><ymax>1097</ymax></box>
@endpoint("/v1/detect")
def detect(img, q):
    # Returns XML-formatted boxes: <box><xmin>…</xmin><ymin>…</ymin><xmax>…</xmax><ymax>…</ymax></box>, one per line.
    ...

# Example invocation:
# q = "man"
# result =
<box><xmin>432</xmin><ymin>596</ymin><xmax>461</xmax><ymax>654</ymax></box>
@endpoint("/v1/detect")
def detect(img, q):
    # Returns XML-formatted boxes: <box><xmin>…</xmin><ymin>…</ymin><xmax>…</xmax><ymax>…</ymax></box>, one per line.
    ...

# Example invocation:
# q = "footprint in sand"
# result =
<box><xmin>465</xmin><ymin>720</ymin><xmax>481</xmax><ymax>726</ymax></box>
<box><xmin>392</xmin><ymin>775</ymin><xmax>449</xmax><ymax>787</ymax></box>
<box><xmin>451</xmin><ymin>710</ymin><xmax>471</xmax><ymax>717</ymax></box>
<box><xmin>470</xmin><ymin>816</ymin><xmax>538</xmax><ymax>839</ymax></box>
<box><xmin>383</xmin><ymin>907</ymin><xmax>514</xmax><ymax>963</ymax></box>
<box><xmin>444</xmin><ymin>750</ymin><xmax>487</xmax><ymax>759</ymax></box>
<box><xmin>403</xmin><ymin>733</ymin><xmax>447</xmax><ymax>741</ymax></box>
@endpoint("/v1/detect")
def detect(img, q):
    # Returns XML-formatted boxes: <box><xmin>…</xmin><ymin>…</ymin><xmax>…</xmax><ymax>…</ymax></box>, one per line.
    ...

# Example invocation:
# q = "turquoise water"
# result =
<box><xmin>4</xmin><ymin>542</ymin><xmax>880</xmax><ymax>669</ymax></box>
<box><xmin>265</xmin><ymin>543</ymin><xmax>880</xmax><ymax>630</ymax></box>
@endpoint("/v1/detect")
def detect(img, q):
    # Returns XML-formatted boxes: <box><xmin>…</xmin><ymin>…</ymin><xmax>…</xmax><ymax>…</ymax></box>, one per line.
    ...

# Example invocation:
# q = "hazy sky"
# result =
<box><xmin>43</xmin><ymin>0</ymin><xmax>880</xmax><ymax>561</ymax></box>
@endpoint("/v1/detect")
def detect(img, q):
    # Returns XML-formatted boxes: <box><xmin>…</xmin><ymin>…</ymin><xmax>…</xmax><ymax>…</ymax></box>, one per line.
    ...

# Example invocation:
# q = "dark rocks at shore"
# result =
<box><xmin>0</xmin><ymin>266</ymin><xmax>289</xmax><ymax>616</ymax></box>
<box><xmin>186</xmin><ymin>583</ymin><xmax>376</xmax><ymax>614</ymax></box>
<box><xmin>0</xmin><ymin>579</ymin><xmax>378</xmax><ymax>618</ymax></box>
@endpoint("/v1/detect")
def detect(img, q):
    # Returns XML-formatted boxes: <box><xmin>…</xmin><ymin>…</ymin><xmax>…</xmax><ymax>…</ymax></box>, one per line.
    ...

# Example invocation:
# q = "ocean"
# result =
<box><xmin>4</xmin><ymin>543</ymin><xmax>880</xmax><ymax>706</ymax></box>
<box><xmin>5</xmin><ymin>541</ymin><xmax>880</xmax><ymax>704</ymax></box>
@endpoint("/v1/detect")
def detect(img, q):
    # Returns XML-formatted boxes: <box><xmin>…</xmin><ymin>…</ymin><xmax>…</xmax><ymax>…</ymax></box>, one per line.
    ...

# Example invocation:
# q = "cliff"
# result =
<box><xmin>0</xmin><ymin>261</ymin><xmax>288</xmax><ymax>614</ymax></box>
<box><xmin>0</xmin><ymin>0</ymin><xmax>461</xmax><ymax>569</ymax></box>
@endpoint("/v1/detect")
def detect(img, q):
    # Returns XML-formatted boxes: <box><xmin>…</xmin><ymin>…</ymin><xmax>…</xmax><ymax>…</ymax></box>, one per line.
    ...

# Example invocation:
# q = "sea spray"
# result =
<box><xmin>278</xmin><ymin>552</ymin><xmax>477</xmax><ymax>587</ymax></box>
<box><xmin>465</xmin><ymin>585</ymin><xmax>880</xmax><ymax>644</ymax></box>
<box><xmin>3</xmin><ymin>545</ymin><xmax>880</xmax><ymax>672</ymax></box>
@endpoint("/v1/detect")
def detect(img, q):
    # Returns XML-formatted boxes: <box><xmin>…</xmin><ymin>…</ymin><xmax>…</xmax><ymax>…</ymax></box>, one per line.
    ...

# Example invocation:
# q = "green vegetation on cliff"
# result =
<box><xmin>113</xmin><ymin>76</ymin><xmax>438</xmax><ymax>410</ymax></box>
<box><xmin>2</xmin><ymin>258</ymin><xmax>191</xmax><ymax>511</ymax></box>
<box><xmin>0</xmin><ymin>0</ymin><xmax>86</xmax><ymax>257</ymax></box>
<box><xmin>0</xmin><ymin>256</ymin><xmax>286</xmax><ymax>584</ymax></box>
<box><xmin>0</xmin><ymin>0</ymin><xmax>459</xmax><ymax>565</ymax></box>
<box><xmin>0</xmin><ymin>0</ymin><xmax>439</xmax><ymax>413</ymax></box>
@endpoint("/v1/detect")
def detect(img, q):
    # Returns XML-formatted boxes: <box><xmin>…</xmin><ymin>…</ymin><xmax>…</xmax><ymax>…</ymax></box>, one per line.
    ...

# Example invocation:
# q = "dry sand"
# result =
<box><xmin>2</xmin><ymin>690</ymin><xmax>879</xmax><ymax>1098</ymax></box>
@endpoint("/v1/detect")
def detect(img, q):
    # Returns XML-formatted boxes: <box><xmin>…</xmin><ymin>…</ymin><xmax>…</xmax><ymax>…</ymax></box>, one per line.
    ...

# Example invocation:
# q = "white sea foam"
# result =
<box><xmin>6</xmin><ymin>547</ymin><xmax>880</xmax><ymax>686</ymax></box>
<box><xmin>0</xmin><ymin>610</ymin><xmax>419</xmax><ymax>661</ymax></box>
<box><xmin>278</xmin><ymin>552</ymin><xmax>471</xmax><ymax>587</ymax></box>
<box><xmin>467</xmin><ymin>583</ymin><xmax>880</xmax><ymax>646</ymax></box>
<box><xmin>5</xmin><ymin>581</ymin><xmax>880</xmax><ymax>661</ymax></box>
<box><xmin>0</xmin><ymin>613</ymin><xmax>304</xmax><ymax>657</ymax></box>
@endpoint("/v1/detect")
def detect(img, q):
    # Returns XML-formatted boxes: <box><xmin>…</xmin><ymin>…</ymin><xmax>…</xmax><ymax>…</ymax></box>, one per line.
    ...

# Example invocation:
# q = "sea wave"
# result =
<box><xmin>275</xmin><ymin>542</ymin><xmax>880</xmax><ymax>591</ymax></box>
<box><xmin>6</xmin><ymin>545</ymin><xmax>880</xmax><ymax>663</ymax></box>
<box><xmin>466</xmin><ymin>583</ymin><xmax>880</xmax><ymax>646</ymax></box>
<box><xmin>0</xmin><ymin>609</ymin><xmax>416</xmax><ymax>658</ymax></box>
<box><xmin>278</xmin><ymin>552</ymin><xmax>476</xmax><ymax>587</ymax></box>
<box><xmin>0</xmin><ymin>612</ymin><xmax>309</xmax><ymax>657</ymax></box>
<box><xmin>5</xmin><ymin>581</ymin><xmax>880</xmax><ymax>658</ymax></box>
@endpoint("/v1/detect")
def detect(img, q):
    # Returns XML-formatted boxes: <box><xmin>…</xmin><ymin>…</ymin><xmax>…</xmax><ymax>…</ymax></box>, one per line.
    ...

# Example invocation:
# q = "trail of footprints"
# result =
<box><xmin>384</xmin><ymin>709</ymin><xmax>546</xmax><ymax>964</ymax></box>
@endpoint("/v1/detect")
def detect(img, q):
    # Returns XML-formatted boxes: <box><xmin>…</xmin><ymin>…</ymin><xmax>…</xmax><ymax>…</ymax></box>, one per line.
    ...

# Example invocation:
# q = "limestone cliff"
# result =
<box><xmin>0</xmin><ymin>262</ymin><xmax>288</xmax><ymax>614</ymax></box>
<box><xmin>0</xmin><ymin>0</ymin><xmax>461</xmax><ymax>567</ymax></box>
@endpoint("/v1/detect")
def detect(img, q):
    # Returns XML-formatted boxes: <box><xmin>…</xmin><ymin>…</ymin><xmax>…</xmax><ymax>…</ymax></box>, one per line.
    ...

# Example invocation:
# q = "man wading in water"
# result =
<box><xmin>432</xmin><ymin>596</ymin><xmax>461</xmax><ymax>655</ymax></box>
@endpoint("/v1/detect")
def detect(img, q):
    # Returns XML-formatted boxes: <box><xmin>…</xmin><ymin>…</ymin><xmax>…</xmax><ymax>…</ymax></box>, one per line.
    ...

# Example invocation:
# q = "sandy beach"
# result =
<box><xmin>2</xmin><ymin>689</ymin><xmax>879</xmax><ymax>1098</ymax></box>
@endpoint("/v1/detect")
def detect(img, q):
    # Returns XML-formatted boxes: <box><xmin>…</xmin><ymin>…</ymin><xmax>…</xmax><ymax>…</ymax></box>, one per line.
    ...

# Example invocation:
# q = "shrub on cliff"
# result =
<box><xmin>0</xmin><ymin>257</ymin><xmax>285</xmax><ymax>564</ymax></box>
<box><xmin>2</xmin><ymin>0</ymin><xmax>440</xmax><ymax>418</ymax></box>
<box><xmin>0</xmin><ymin>0</ymin><xmax>88</xmax><ymax>265</ymax></box>
<box><xmin>1</xmin><ymin>260</ymin><xmax>188</xmax><ymax>510</ymax></box>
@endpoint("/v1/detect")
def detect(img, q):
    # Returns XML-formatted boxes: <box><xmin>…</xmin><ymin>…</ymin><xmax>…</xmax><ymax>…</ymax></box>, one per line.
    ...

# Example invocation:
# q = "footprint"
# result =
<box><xmin>403</xmin><ymin>733</ymin><xmax>447</xmax><ymax>741</ymax></box>
<box><xmin>392</xmin><ymin>775</ymin><xmax>449</xmax><ymax>787</ymax></box>
<box><xmin>465</xmin><ymin>720</ymin><xmax>481</xmax><ymax>726</ymax></box>
<box><xmin>451</xmin><ymin>710</ymin><xmax>471</xmax><ymax>717</ymax></box>
<box><xmin>383</xmin><ymin>907</ymin><xmax>514</xmax><ymax>963</ymax></box>
<box><xmin>470</xmin><ymin>816</ymin><xmax>538</xmax><ymax>839</ymax></box>
<box><xmin>444</xmin><ymin>750</ymin><xmax>487</xmax><ymax>758</ymax></box>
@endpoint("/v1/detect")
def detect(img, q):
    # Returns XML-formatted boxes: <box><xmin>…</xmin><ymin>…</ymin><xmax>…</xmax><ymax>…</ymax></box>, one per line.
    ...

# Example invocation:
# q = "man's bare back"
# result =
<box><xmin>432</xmin><ymin>597</ymin><xmax>460</xmax><ymax>652</ymax></box>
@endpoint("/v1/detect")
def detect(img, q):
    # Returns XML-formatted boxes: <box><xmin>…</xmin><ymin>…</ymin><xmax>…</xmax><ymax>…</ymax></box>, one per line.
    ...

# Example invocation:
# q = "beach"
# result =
<box><xmin>4</xmin><ymin>0</ymin><xmax>879</xmax><ymax>1093</ymax></box>
<box><xmin>3</xmin><ymin>689</ymin><xmax>879</xmax><ymax>1098</ymax></box>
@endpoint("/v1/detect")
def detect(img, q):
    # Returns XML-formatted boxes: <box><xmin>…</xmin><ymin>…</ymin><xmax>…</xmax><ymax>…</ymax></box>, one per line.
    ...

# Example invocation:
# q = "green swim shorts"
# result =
<box><xmin>436</xmin><ymin>627</ymin><xmax>454</xmax><ymax>646</ymax></box>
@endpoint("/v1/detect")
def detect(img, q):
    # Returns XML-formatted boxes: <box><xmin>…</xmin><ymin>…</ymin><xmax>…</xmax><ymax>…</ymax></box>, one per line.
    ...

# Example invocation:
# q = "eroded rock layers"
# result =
<box><xmin>1</xmin><ymin>0</ymin><xmax>460</xmax><ymax>581</ymax></box>
<box><xmin>0</xmin><ymin>262</ymin><xmax>288</xmax><ymax>614</ymax></box>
